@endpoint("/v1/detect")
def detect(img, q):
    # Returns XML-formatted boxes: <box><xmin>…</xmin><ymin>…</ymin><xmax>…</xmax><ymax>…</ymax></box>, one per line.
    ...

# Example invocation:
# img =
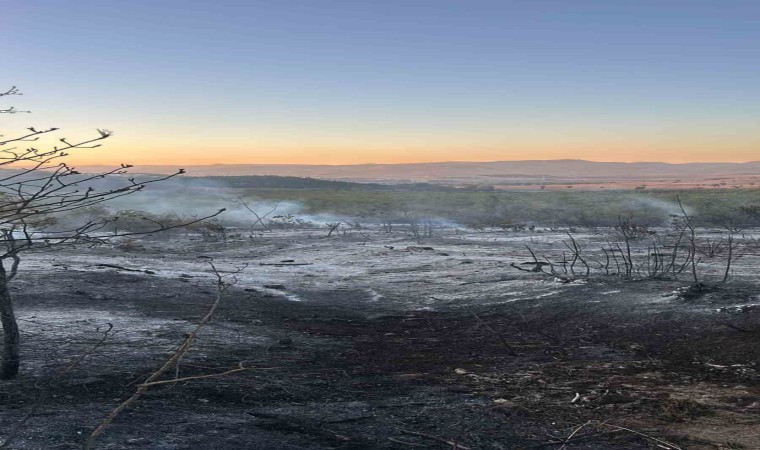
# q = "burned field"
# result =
<box><xmin>0</xmin><ymin>224</ymin><xmax>759</xmax><ymax>450</ymax></box>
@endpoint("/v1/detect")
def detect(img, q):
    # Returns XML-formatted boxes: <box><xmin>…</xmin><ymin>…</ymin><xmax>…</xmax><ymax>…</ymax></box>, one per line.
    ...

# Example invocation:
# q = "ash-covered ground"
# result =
<box><xmin>2</xmin><ymin>226</ymin><xmax>760</xmax><ymax>449</ymax></box>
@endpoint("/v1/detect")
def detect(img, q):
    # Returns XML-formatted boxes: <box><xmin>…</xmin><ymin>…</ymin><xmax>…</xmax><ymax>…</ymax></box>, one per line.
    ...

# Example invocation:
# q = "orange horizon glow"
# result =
<box><xmin>61</xmin><ymin>154</ymin><xmax>760</xmax><ymax>166</ymax></box>
<box><xmin>26</xmin><ymin>117</ymin><xmax>756</xmax><ymax>166</ymax></box>
<box><xmin>58</xmin><ymin>142</ymin><xmax>760</xmax><ymax>166</ymax></box>
<box><xmin>8</xmin><ymin>123</ymin><xmax>760</xmax><ymax>167</ymax></box>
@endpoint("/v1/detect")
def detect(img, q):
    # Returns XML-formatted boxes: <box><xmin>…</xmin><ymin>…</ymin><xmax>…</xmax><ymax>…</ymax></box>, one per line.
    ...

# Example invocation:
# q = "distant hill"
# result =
<box><xmin>176</xmin><ymin>175</ymin><xmax>452</xmax><ymax>191</ymax></box>
<box><xmin>74</xmin><ymin>160</ymin><xmax>760</xmax><ymax>181</ymax></box>
<box><xmin>66</xmin><ymin>160</ymin><xmax>760</xmax><ymax>190</ymax></box>
<box><xmin>3</xmin><ymin>160</ymin><xmax>758</xmax><ymax>192</ymax></box>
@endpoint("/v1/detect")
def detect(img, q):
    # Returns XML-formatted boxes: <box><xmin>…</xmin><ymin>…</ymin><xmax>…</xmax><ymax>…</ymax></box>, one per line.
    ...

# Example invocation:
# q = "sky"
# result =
<box><xmin>5</xmin><ymin>0</ymin><xmax>760</xmax><ymax>165</ymax></box>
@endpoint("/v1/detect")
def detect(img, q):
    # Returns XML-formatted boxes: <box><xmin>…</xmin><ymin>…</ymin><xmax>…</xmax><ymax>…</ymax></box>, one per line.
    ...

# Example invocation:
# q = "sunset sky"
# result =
<box><xmin>5</xmin><ymin>1</ymin><xmax>760</xmax><ymax>165</ymax></box>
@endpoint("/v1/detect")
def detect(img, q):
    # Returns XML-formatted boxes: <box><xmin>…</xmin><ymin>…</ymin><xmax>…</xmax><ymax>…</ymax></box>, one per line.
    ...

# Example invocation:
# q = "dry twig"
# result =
<box><xmin>558</xmin><ymin>420</ymin><xmax>590</xmax><ymax>450</ymax></box>
<box><xmin>601</xmin><ymin>423</ymin><xmax>682</xmax><ymax>450</ymax></box>
<box><xmin>398</xmin><ymin>428</ymin><xmax>472</xmax><ymax>450</ymax></box>
<box><xmin>84</xmin><ymin>261</ymin><xmax>246</xmax><ymax>449</ymax></box>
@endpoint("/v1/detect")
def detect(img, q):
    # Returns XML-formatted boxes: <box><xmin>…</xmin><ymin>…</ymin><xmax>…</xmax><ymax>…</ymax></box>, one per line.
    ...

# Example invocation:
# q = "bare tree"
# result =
<box><xmin>0</xmin><ymin>87</ymin><xmax>221</xmax><ymax>379</ymax></box>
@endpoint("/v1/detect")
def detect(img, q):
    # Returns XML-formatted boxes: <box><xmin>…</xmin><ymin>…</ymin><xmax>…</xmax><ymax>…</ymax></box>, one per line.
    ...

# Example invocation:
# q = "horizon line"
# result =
<box><xmin>70</xmin><ymin>158</ymin><xmax>760</xmax><ymax>167</ymax></box>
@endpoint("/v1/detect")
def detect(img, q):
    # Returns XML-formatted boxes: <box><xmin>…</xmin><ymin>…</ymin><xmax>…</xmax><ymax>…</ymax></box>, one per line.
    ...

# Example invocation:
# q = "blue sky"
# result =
<box><xmin>5</xmin><ymin>0</ymin><xmax>760</xmax><ymax>164</ymax></box>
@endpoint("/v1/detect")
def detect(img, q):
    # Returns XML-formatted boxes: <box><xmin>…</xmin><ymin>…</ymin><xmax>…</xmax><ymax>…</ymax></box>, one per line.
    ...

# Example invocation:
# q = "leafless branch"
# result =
<box><xmin>84</xmin><ymin>261</ymin><xmax>245</xmax><ymax>449</ymax></box>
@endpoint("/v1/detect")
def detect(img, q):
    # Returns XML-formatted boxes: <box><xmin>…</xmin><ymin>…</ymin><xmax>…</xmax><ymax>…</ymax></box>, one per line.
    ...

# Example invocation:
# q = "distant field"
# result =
<box><xmin>105</xmin><ymin>175</ymin><xmax>760</xmax><ymax>229</ymax></box>
<box><xmin>81</xmin><ymin>160</ymin><xmax>760</xmax><ymax>189</ymax></box>
<box><xmin>236</xmin><ymin>187</ymin><xmax>760</xmax><ymax>228</ymax></box>
<box><xmin>484</xmin><ymin>173</ymin><xmax>760</xmax><ymax>190</ymax></box>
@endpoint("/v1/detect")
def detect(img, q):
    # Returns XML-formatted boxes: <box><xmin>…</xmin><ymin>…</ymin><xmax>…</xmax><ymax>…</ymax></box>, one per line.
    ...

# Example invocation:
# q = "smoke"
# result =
<box><xmin>620</xmin><ymin>197</ymin><xmax>691</xmax><ymax>223</ymax></box>
<box><xmin>35</xmin><ymin>172</ymin><xmax>713</xmax><ymax>234</ymax></box>
<box><xmin>78</xmin><ymin>177</ymin><xmax>352</xmax><ymax>228</ymax></box>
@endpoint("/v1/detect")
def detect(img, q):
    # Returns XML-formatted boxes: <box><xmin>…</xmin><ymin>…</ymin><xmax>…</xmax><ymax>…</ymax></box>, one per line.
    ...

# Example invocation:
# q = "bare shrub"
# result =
<box><xmin>269</xmin><ymin>214</ymin><xmax>309</xmax><ymax>230</ymax></box>
<box><xmin>515</xmin><ymin>196</ymin><xmax>742</xmax><ymax>288</ymax></box>
<box><xmin>0</xmin><ymin>86</ymin><xmax>222</xmax><ymax>379</ymax></box>
<box><xmin>190</xmin><ymin>218</ymin><xmax>229</xmax><ymax>243</ymax></box>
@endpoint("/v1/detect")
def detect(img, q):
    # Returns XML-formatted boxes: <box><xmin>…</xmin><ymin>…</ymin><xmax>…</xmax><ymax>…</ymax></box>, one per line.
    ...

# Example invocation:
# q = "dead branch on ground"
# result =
<box><xmin>84</xmin><ymin>261</ymin><xmax>248</xmax><ymax>449</ymax></box>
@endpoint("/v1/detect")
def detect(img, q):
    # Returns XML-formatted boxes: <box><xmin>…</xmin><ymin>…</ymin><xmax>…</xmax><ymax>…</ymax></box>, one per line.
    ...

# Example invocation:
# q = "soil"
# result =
<box><xmin>1</xmin><ymin>228</ymin><xmax>760</xmax><ymax>449</ymax></box>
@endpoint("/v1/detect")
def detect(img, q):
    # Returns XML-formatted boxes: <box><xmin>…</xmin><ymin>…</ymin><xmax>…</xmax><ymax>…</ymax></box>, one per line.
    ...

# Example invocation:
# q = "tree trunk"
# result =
<box><xmin>0</xmin><ymin>261</ymin><xmax>19</xmax><ymax>379</ymax></box>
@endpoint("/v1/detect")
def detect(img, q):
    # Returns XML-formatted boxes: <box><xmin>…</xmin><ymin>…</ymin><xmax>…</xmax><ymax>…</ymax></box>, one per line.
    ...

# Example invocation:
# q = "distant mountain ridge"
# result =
<box><xmin>74</xmin><ymin>160</ymin><xmax>760</xmax><ymax>183</ymax></box>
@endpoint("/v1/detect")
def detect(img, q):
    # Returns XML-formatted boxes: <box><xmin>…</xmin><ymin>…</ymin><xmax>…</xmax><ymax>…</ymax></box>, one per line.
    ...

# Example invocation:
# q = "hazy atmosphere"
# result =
<box><xmin>3</xmin><ymin>2</ymin><xmax>760</xmax><ymax>450</ymax></box>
